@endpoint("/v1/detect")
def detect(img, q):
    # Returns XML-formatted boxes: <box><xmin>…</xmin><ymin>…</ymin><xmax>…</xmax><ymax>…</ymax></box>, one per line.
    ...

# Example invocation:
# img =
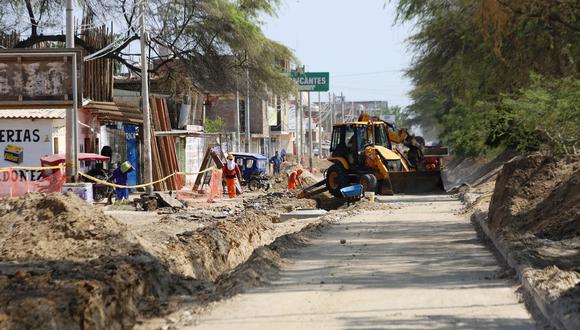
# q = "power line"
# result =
<box><xmin>332</xmin><ymin>69</ymin><xmax>403</xmax><ymax>78</ymax></box>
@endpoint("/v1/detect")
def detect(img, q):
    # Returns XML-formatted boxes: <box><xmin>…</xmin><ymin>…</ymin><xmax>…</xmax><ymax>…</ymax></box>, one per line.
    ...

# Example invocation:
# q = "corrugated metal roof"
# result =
<box><xmin>0</xmin><ymin>109</ymin><xmax>66</xmax><ymax>119</ymax></box>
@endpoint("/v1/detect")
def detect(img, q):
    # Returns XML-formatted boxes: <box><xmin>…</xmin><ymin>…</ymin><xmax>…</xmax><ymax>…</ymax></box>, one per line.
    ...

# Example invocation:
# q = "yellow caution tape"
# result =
<box><xmin>77</xmin><ymin>166</ymin><xmax>217</xmax><ymax>189</ymax></box>
<box><xmin>0</xmin><ymin>165</ymin><xmax>65</xmax><ymax>172</ymax></box>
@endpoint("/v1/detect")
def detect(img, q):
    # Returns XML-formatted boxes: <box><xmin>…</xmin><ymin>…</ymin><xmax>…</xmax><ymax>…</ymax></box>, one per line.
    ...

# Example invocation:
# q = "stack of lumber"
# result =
<box><xmin>150</xmin><ymin>96</ymin><xmax>184</xmax><ymax>191</ymax></box>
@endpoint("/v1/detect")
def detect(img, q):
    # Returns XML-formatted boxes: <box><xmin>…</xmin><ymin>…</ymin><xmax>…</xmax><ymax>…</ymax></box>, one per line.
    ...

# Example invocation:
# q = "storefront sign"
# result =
<box><xmin>0</xmin><ymin>119</ymin><xmax>52</xmax><ymax>181</ymax></box>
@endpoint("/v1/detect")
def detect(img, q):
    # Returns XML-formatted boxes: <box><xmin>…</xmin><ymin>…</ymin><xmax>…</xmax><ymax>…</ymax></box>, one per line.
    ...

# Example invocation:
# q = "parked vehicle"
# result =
<box><xmin>231</xmin><ymin>152</ymin><xmax>271</xmax><ymax>191</ymax></box>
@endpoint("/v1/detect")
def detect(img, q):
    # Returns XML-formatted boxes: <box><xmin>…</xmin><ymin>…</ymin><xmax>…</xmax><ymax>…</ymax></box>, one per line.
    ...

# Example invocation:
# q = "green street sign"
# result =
<box><xmin>291</xmin><ymin>72</ymin><xmax>329</xmax><ymax>92</ymax></box>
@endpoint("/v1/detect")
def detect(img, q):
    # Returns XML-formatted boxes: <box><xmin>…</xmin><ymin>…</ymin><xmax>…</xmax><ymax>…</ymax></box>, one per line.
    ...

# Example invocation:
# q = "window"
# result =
<box><xmin>345</xmin><ymin>126</ymin><xmax>355</xmax><ymax>149</ymax></box>
<box><xmin>53</xmin><ymin>137</ymin><xmax>59</xmax><ymax>154</ymax></box>
<box><xmin>374</xmin><ymin>125</ymin><xmax>390</xmax><ymax>148</ymax></box>
<box><xmin>330</xmin><ymin>127</ymin><xmax>341</xmax><ymax>152</ymax></box>
<box><xmin>236</xmin><ymin>158</ymin><xmax>244</xmax><ymax>168</ymax></box>
<box><xmin>246</xmin><ymin>159</ymin><xmax>254</xmax><ymax>168</ymax></box>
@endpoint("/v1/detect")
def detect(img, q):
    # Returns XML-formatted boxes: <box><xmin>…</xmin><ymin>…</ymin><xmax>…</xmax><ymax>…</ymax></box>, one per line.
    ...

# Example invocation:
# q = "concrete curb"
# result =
<box><xmin>471</xmin><ymin>209</ymin><xmax>572</xmax><ymax>330</ymax></box>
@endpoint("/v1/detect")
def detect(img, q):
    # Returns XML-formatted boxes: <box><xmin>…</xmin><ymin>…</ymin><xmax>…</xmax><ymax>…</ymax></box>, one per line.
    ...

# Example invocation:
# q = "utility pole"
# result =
<box><xmin>298</xmin><ymin>92</ymin><xmax>303</xmax><ymax>166</ymax></box>
<box><xmin>317</xmin><ymin>92</ymin><xmax>322</xmax><ymax>159</ymax></box>
<box><xmin>140</xmin><ymin>0</ymin><xmax>153</xmax><ymax>194</ymax></box>
<box><xmin>330</xmin><ymin>92</ymin><xmax>334</xmax><ymax>129</ymax></box>
<box><xmin>245</xmin><ymin>67</ymin><xmax>251</xmax><ymax>152</ymax></box>
<box><xmin>235</xmin><ymin>89</ymin><xmax>241</xmax><ymax>151</ymax></box>
<box><xmin>65</xmin><ymin>0</ymin><xmax>78</xmax><ymax>182</ymax></box>
<box><xmin>340</xmin><ymin>92</ymin><xmax>345</xmax><ymax>122</ymax></box>
<box><xmin>294</xmin><ymin>94</ymin><xmax>300</xmax><ymax>165</ymax></box>
<box><xmin>307</xmin><ymin>92</ymin><xmax>313</xmax><ymax>171</ymax></box>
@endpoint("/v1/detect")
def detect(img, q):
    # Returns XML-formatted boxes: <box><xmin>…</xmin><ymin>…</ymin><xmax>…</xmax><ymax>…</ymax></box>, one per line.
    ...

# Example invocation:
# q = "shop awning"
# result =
<box><xmin>40</xmin><ymin>153</ymin><xmax>110</xmax><ymax>166</ymax></box>
<box><xmin>83</xmin><ymin>101</ymin><xmax>142</xmax><ymax>124</ymax></box>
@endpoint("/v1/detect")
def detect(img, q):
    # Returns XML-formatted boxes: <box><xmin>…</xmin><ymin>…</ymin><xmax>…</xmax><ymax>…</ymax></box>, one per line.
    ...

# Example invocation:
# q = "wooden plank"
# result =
<box><xmin>193</xmin><ymin>148</ymin><xmax>211</xmax><ymax>191</ymax></box>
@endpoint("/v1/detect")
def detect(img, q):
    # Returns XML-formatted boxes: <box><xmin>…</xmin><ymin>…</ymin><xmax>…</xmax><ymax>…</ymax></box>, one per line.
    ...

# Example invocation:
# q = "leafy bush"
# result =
<box><xmin>205</xmin><ymin>117</ymin><xmax>225</xmax><ymax>133</ymax></box>
<box><xmin>499</xmin><ymin>75</ymin><xmax>580</xmax><ymax>155</ymax></box>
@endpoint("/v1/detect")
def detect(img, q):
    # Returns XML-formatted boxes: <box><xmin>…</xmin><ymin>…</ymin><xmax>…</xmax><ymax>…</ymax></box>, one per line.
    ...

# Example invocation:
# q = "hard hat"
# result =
<box><xmin>227</xmin><ymin>154</ymin><xmax>234</xmax><ymax>160</ymax></box>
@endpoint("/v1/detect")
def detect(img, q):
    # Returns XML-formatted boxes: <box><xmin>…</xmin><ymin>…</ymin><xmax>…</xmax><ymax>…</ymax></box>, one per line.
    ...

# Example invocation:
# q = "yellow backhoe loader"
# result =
<box><xmin>300</xmin><ymin>114</ymin><xmax>447</xmax><ymax>198</ymax></box>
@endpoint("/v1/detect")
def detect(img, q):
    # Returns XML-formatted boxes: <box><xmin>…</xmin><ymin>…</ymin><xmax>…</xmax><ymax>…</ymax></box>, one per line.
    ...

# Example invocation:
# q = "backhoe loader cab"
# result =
<box><xmin>329</xmin><ymin>122</ymin><xmax>394</xmax><ymax>168</ymax></box>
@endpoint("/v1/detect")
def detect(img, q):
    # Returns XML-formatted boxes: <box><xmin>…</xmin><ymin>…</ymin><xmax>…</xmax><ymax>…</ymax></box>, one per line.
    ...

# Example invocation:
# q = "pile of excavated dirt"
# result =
<box><xmin>484</xmin><ymin>153</ymin><xmax>580</xmax><ymax>328</ymax></box>
<box><xmin>488</xmin><ymin>153</ymin><xmax>580</xmax><ymax>240</ymax></box>
<box><xmin>0</xmin><ymin>193</ymin><xmax>138</xmax><ymax>261</ymax></box>
<box><xmin>269</xmin><ymin>163</ymin><xmax>323</xmax><ymax>191</ymax></box>
<box><xmin>0</xmin><ymin>193</ymin><xmax>192</xmax><ymax>330</ymax></box>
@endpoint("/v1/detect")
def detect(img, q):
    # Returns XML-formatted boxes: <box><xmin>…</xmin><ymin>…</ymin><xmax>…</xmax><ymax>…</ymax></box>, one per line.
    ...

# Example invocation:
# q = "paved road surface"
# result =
<box><xmin>188</xmin><ymin>195</ymin><xmax>536</xmax><ymax>329</ymax></box>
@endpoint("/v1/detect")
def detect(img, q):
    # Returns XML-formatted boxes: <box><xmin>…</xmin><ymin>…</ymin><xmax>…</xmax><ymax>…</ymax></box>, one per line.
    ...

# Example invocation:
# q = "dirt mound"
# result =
<box><xmin>0</xmin><ymin>193</ymin><xmax>191</xmax><ymax>329</ymax></box>
<box><xmin>0</xmin><ymin>193</ymin><xmax>138</xmax><ymax>262</ymax></box>
<box><xmin>488</xmin><ymin>153</ymin><xmax>580</xmax><ymax>240</ymax></box>
<box><xmin>270</xmin><ymin>163</ymin><xmax>323</xmax><ymax>191</ymax></box>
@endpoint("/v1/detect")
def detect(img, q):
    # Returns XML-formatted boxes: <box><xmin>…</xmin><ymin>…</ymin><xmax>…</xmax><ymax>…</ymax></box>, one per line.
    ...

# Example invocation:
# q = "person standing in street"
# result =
<box><xmin>222</xmin><ymin>154</ymin><xmax>242</xmax><ymax>198</ymax></box>
<box><xmin>288</xmin><ymin>168</ymin><xmax>303</xmax><ymax>191</ymax></box>
<box><xmin>269</xmin><ymin>151</ymin><xmax>282</xmax><ymax>176</ymax></box>
<box><xmin>111</xmin><ymin>161</ymin><xmax>133</xmax><ymax>201</ymax></box>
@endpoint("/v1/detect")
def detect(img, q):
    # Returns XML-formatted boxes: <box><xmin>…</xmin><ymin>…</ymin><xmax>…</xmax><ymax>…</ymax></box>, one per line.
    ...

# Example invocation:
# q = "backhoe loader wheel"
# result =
<box><xmin>326</xmin><ymin>164</ymin><xmax>349</xmax><ymax>198</ymax></box>
<box><xmin>360</xmin><ymin>174</ymin><xmax>377</xmax><ymax>194</ymax></box>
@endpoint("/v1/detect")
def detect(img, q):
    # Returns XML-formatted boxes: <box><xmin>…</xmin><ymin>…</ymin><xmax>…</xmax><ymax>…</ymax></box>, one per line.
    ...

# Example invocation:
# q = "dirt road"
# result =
<box><xmin>186</xmin><ymin>195</ymin><xmax>536</xmax><ymax>329</ymax></box>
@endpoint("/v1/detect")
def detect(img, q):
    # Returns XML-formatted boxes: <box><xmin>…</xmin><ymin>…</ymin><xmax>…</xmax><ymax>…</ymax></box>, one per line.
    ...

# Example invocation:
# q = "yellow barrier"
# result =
<box><xmin>77</xmin><ymin>166</ymin><xmax>217</xmax><ymax>189</ymax></box>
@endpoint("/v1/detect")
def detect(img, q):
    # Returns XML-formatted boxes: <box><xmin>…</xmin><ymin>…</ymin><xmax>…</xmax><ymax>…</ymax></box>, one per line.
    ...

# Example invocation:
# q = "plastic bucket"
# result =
<box><xmin>367</xmin><ymin>191</ymin><xmax>375</xmax><ymax>203</ymax></box>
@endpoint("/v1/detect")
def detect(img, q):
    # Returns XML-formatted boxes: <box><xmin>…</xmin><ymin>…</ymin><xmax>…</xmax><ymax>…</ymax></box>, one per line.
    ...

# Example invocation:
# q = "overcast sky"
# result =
<box><xmin>262</xmin><ymin>0</ymin><xmax>415</xmax><ymax>106</ymax></box>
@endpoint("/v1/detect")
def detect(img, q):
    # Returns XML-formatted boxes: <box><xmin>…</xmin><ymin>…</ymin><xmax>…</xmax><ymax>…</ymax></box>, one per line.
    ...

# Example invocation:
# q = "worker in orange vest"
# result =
<box><xmin>222</xmin><ymin>154</ymin><xmax>242</xmax><ymax>198</ymax></box>
<box><xmin>288</xmin><ymin>168</ymin><xmax>303</xmax><ymax>191</ymax></box>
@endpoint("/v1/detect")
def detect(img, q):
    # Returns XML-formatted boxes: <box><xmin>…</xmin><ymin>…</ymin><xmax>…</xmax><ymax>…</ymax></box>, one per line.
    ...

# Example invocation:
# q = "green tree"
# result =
<box><xmin>380</xmin><ymin>105</ymin><xmax>407</xmax><ymax>128</ymax></box>
<box><xmin>204</xmin><ymin>117</ymin><xmax>225</xmax><ymax>133</ymax></box>
<box><xmin>392</xmin><ymin>0</ymin><xmax>580</xmax><ymax>155</ymax></box>
<box><xmin>1</xmin><ymin>0</ymin><xmax>295</xmax><ymax>96</ymax></box>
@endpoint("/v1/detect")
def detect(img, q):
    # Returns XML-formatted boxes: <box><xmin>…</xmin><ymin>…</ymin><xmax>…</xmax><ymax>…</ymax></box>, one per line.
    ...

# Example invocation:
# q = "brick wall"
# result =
<box><xmin>206</xmin><ymin>94</ymin><xmax>268</xmax><ymax>135</ymax></box>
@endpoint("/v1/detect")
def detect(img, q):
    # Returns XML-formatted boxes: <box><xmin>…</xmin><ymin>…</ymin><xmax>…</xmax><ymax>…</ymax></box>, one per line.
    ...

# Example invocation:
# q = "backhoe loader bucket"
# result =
<box><xmin>388</xmin><ymin>171</ymin><xmax>445</xmax><ymax>194</ymax></box>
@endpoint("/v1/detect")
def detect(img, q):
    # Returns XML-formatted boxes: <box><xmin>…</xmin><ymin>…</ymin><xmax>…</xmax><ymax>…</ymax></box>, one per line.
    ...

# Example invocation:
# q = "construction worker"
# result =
<box><xmin>269</xmin><ymin>151</ymin><xmax>282</xmax><ymax>176</ymax></box>
<box><xmin>288</xmin><ymin>168</ymin><xmax>303</xmax><ymax>191</ymax></box>
<box><xmin>111</xmin><ymin>161</ymin><xmax>133</xmax><ymax>201</ymax></box>
<box><xmin>222</xmin><ymin>154</ymin><xmax>242</xmax><ymax>198</ymax></box>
